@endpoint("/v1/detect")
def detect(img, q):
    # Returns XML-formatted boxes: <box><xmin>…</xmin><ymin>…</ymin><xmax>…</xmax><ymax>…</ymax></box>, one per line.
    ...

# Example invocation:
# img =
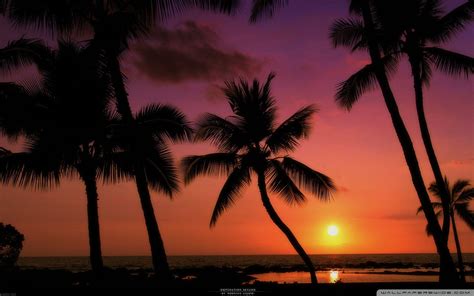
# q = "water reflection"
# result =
<box><xmin>329</xmin><ymin>270</ymin><xmax>340</xmax><ymax>283</ymax></box>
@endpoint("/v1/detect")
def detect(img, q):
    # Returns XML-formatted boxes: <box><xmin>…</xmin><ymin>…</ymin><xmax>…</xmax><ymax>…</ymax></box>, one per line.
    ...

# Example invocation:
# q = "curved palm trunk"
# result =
<box><xmin>359</xmin><ymin>1</ymin><xmax>458</xmax><ymax>283</ymax></box>
<box><xmin>79</xmin><ymin>169</ymin><xmax>104</xmax><ymax>275</ymax></box>
<box><xmin>92</xmin><ymin>2</ymin><xmax>170</xmax><ymax>279</ymax></box>
<box><xmin>257</xmin><ymin>171</ymin><xmax>317</xmax><ymax>285</ymax></box>
<box><xmin>409</xmin><ymin>55</ymin><xmax>451</xmax><ymax>242</ymax></box>
<box><xmin>134</xmin><ymin>165</ymin><xmax>172</xmax><ymax>282</ymax></box>
<box><xmin>451</xmin><ymin>213</ymin><xmax>466</xmax><ymax>282</ymax></box>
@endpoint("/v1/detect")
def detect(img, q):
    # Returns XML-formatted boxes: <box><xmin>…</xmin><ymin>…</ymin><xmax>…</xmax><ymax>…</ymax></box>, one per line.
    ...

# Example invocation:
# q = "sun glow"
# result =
<box><xmin>327</xmin><ymin>225</ymin><xmax>339</xmax><ymax>236</ymax></box>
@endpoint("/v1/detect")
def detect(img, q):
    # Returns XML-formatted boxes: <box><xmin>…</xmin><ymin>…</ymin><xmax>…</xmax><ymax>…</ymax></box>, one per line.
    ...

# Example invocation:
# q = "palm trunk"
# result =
<box><xmin>409</xmin><ymin>55</ymin><xmax>451</xmax><ymax>242</ymax></box>
<box><xmin>107</xmin><ymin>54</ymin><xmax>134</xmax><ymax>122</ymax></box>
<box><xmin>79</xmin><ymin>168</ymin><xmax>104</xmax><ymax>275</ymax></box>
<box><xmin>134</xmin><ymin>165</ymin><xmax>172</xmax><ymax>282</ymax></box>
<box><xmin>257</xmin><ymin>171</ymin><xmax>317</xmax><ymax>285</ymax></box>
<box><xmin>359</xmin><ymin>1</ymin><xmax>458</xmax><ymax>283</ymax></box>
<box><xmin>451</xmin><ymin>213</ymin><xmax>466</xmax><ymax>282</ymax></box>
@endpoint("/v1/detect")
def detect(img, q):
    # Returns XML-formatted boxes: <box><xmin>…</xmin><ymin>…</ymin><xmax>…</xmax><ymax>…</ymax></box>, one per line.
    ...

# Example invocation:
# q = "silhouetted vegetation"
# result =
<box><xmin>0</xmin><ymin>223</ymin><xmax>24</xmax><ymax>269</ymax></box>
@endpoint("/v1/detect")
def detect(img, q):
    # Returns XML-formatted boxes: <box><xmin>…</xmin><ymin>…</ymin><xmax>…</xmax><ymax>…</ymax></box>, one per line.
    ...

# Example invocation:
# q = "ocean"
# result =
<box><xmin>18</xmin><ymin>254</ymin><xmax>474</xmax><ymax>284</ymax></box>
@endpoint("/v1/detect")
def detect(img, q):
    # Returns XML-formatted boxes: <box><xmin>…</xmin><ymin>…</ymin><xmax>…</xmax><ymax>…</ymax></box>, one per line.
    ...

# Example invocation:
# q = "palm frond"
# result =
<box><xmin>194</xmin><ymin>113</ymin><xmax>247</xmax><ymax>152</ymax></box>
<box><xmin>329</xmin><ymin>18</ymin><xmax>366</xmax><ymax>51</ymax></box>
<box><xmin>135</xmin><ymin>103</ymin><xmax>193</xmax><ymax>143</ymax></box>
<box><xmin>267</xmin><ymin>159</ymin><xmax>306</xmax><ymax>205</ymax></box>
<box><xmin>425</xmin><ymin>47</ymin><xmax>474</xmax><ymax>78</ymax></box>
<box><xmin>181</xmin><ymin>153</ymin><xmax>238</xmax><ymax>184</ymax></box>
<box><xmin>143</xmin><ymin>144</ymin><xmax>180</xmax><ymax>197</ymax></box>
<box><xmin>281</xmin><ymin>156</ymin><xmax>335</xmax><ymax>201</ymax></box>
<box><xmin>454</xmin><ymin>202</ymin><xmax>474</xmax><ymax>230</ymax></box>
<box><xmin>428</xmin><ymin>176</ymin><xmax>449</xmax><ymax>200</ymax></box>
<box><xmin>429</xmin><ymin>1</ymin><xmax>474</xmax><ymax>43</ymax></box>
<box><xmin>451</xmin><ymin>179</ymin><xmax>471</xmax><ymax>198</ymax></box>
<box><xmin>265</xmin><ymin>105</ymin><xmax>316</xmax><ymax>153</ymax></box>
<box><xmin>0</xmin><ymin>38</ymin><xmax>52</xmax><ymax>73</ymax></box>
<box><xmin>210</xmin><ymin>165</ymin><xmax>251</xmax><ymax>227</ymax></box>
<box><xmin>457</xmin><ymin>188</ymin><xmax>474</xmax><ymax>203</ymax></box>
<box><xmin>335</xmin><ymin>55</ymin><xmax>398</xmax><ymax>110</ymax></box>
<box><xmin>223</xmin><ymin>72</ymin><xmax>276</xmax><ymax>143</ymax></box>
<box><xmin>97</xmin><ymin>151</ymin><xmax>134</xmax><ymax>184</ymax></box>
<box><xmin>249</xmin><ymin>0</ymin><xmax>287</xmax><ymax>23</ymax></box>
<box><xmin>416</xmin><ymin>202</ymin><xmax>443</xmax><ymax>215</ymax></box>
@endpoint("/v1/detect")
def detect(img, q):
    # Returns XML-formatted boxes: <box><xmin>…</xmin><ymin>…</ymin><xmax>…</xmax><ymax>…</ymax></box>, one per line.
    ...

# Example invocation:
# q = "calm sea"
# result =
<box><xmin>18</xmin><ymin>254</ymin><xmax>474</xmax><ymax>283</ymax></box>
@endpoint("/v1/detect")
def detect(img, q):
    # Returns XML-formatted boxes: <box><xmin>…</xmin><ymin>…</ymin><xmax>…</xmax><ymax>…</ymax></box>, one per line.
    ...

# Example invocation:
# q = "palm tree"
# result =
<box><xmin>247</xmin><ymin>0</ymin><xmax>460</xmax><ymax>282</ymax></box>
<box><xmin>0</xmin><ymin>41</ymin><xmax>120</xmax><ymax>274</ymax></box>
<box><xmin>107</xmin><ymin>103</ymin><xmax>192</xmax><ymax>281</ymax></box>
<box><xmin>181</xmin><ymin>73</ymin><xmax>336</xmax><ymax>285</ymax></box>
<box><xmin>418</xmin><ymin>178</ymin><xmax>474</xmax><ymax>282</ymax></box>
<box><xmin>329</xmin><ymin>0</ymin><xmax>459</xmax><ymax>282</ymax></box>
<box><xmin>1</xmin><ymin>1</ymin><xmax>239</xmax><ymax>277</ymax></box>
<box><xmin>368</xmin><ymin>0</ymin><xmax>473</xmax><ymax>250</ymax></box>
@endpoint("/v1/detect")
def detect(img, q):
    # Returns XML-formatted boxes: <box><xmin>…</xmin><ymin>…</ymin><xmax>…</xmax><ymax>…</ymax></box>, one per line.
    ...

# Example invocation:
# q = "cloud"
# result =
<box><xmin>132</xmin><ymin>21</ymin><xmax>263</xmax><ymax>84</ymax></box>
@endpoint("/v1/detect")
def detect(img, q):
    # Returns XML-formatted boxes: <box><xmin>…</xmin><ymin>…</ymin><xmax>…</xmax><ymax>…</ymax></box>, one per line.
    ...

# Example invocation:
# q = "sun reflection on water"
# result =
<box><xmin>329</xmin><ymin>270</ymin><xmax>340</xmax><ymax>283</ymax></box>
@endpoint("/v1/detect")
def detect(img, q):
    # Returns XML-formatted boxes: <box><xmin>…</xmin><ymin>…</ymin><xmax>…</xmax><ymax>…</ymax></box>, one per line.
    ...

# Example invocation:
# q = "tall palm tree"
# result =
<box><xmin>329</xmin><ymin>0</ymin><xmax>459</xmax><ymax>282</ymax></box>
<box><xmin>181</xmin><ymin>73</ymin><xmax>336</xmax><ymax>285</ymax></box>
<box><xmin>418</xmin><ymin>178</ymin><xmax>474</xmax><ymax>282</ymax></box>
<box><xmin>0</xmin><ymin>41</ymin><xmax>119</xmax><ymax>274</ymax></box>
<box><xmin>1</xmin><ymin>1</ymin><xmax>239</xmax><ymax>277</ymax></box>
<box><xmin>367</xmin><ymin>0</ymin><xmax>473</xmax><ymax>248</ymax></box>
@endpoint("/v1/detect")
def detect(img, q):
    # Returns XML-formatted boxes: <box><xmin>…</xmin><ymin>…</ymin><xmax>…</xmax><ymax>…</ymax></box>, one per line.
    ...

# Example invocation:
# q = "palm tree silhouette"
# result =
<box><xmin>1</xmin><ymin>1</ymin><xmax>230</xmax><ymax>277</ymax></box>
<box><xmin>417</xmin><ymin>178</ymin><xmax>474</xmax><ymax>282</ymax></box>
<box><xmin>333</xmin><ymin>0</ymin><xmax>473</xmax><ymax>251</ymax></box>
<box><xmin>107</xmin><ymin>103</ymin><xmax>192</xmax><ymax>281</ymax></box>
<box><xmin>329</xmin><ymin>0</ymin><xmax>460</xmax><ymax>282</ymax></box>
<box><xmin>181</xmin><ymin>73</ymin><xmax>336</xmax><ymax>285</ymax></box>
<box><xmin>0</xmin><ymin>41</ymin><xmax>120</xmax><ymax>274</ymax></box>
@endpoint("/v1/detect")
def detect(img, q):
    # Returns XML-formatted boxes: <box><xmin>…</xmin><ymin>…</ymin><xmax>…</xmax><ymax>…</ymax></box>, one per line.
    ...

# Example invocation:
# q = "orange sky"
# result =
<box><xmin>0</xmin><ymin>0</ymin><xmax>473</xmax><ymax>256</ymax></box>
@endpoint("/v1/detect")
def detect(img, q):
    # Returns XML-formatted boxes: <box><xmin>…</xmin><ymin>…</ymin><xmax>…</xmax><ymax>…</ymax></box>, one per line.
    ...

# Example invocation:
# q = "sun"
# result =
<box><xmin>327</xmin><ymin>225</ymin><xmax>339</xmax><ymax>236</ymax></box>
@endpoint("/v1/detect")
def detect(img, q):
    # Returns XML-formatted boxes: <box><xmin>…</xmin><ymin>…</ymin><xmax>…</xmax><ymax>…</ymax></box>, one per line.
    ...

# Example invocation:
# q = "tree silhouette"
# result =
<box><xmin>0</xmin><ymin>41</ymin><xmax>121</xmax><ymax>274</ymax></box>
<box><xmin>182</xmin><ymin>73</ymin><xmax>335</xmax><ymax>285</ymax></box>
<box><xmin>1</xmin><ymin>1</ymin><xmax>238</xmax><ymax>278</ymax></box>
<box><xmin>0</xmin><ymin>223</ymin><xmax>24</xmax><ymax>269</ymax></box>
<box><xmin>331</xmin><ymin>0</ymin><xmax>473</xmax><ymax>254</ymax></box>
<box><xmin>418</xmin><ymin>178</ymin><xmax>474</xmax><ymax>282</ymax></box>
<box><xmin>329</xmin><ymin>0</ymin><xmax>460</xmax><ymax>282</ymax></box>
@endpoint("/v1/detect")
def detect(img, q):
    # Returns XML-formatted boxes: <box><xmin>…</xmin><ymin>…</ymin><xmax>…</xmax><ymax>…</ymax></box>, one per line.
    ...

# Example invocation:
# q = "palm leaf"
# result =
<box><xmin>143</xmin><ymin>143</ymin><xmax>180</xmax><ymax>197</ymax></box>
<box><xmin>249</xmin><ymin>0</ymin><xmax>287</xmax><ymax>23</ymax></box>
<box><xmin>454</xmin><ymin>202</ymin><xmax>474</xmax><ymax>230</ymax></box>
<box><xmin>416</xmin><ymin>202</ymin><xmax>443</xmax><ymax>215</ymax></box>
<box><xmin>457</xmin><ymin>188</ymin><xmax>474</xmax><ymax>203</ymax></box>
<box><xmin>335</xmin><ymin>54</ymin><xmax>398</xmax><ymax>110</ymax></box>
<box><xmin>329</xmin><ymin>18</ymin><xmax>365</xmax><ymax>51</ymax></box>
<box><xmin>0</xmin><ymin>38</ymin><xmax>52</xmax><ymax>73</ymax></box>
<box><xmin>265</xmin><ymin>105</ymin><xmax>316</xmax><ymax>153</ymax></box>
<box><xmin>451</xmin><ymin>179</ymin><xmax>471</xmax><ymax>198</ymax></box>
<box><xmin>425</xmin><ymin>47</ymin><xmax>474</xmax><ymax>78</ymax></box>
<box><xmin>210</xmin><ymin>165</ymin><xmax>251</xmax><ymax>227</ymax></box>
<box><xmin>267</xmin><ymin>159</ymin><xmax>306</xmax><ymax>205</ymax></box>
<box><xmin>194</xmin><ymin>113</ymin><xmax>247</xmax><ymax>152</ymax></box>
<box><xmin>429</xmin><ymin>1</ymin><xmax>474</xmax><ymax>43</ymax></box>
<box><xmin>181</xmin><ymin>153</ymin><xmax>238</xmax><ymax>184</ymax></box>
<box><xmin>281</xmin><ymin>156</ymin><xmax>335</xmax><ymax>200</ymax></box>
<box><xmin>135</xmin><ymin>103</ymin><xmax>192</xmax><ymax>143</ymax></box>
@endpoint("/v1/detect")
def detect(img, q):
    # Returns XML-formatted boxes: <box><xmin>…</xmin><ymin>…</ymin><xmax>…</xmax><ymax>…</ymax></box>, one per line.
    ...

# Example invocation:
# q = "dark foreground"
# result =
<box><xmin>1</xmin><ymin>268</ymin><xmax>472</xmax><ymax>296</ymax></box>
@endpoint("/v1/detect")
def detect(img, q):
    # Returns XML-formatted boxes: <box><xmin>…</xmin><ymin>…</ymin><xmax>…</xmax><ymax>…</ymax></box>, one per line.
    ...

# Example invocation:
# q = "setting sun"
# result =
<box><xmin>327</xmin><ymin>225</ymin><xmax>339</xmax><ymax>236</ymax></box>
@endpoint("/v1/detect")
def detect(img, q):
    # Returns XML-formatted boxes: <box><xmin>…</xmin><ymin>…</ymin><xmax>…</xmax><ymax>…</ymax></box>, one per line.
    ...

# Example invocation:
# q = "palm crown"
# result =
<box><xmin>182</xmin><ymin>73</ymin><xmax>335</xmax><ymax>226</ymax></box>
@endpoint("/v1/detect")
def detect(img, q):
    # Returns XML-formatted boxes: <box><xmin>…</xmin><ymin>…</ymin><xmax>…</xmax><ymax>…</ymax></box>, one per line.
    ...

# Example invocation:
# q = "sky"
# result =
<box><xmin>0</xmin><ymin>0</ymin><xmax>473</xmax><ymax>257</ymax></box>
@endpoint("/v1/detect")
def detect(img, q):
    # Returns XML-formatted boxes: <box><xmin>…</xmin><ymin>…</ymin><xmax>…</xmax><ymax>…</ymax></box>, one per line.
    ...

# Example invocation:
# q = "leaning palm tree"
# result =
<box><xmin>418</xmin><ymin>178</ymin><xmax>474</xmax><ymax>282</ymax></box>
<box><xmin>0</xmin><ymin>41</ymin><xmax>120</xmax><ymax>274</ymax></box>
<box><xmin>328</xmin><ymin>0</ymin><xmax>459</xmax><ymax>282</ymax></box>
<box><xmin>362</xmin><ymin>0</ymin><xmax>473</xmax><ymax>248</ymax></box>
<box><xmin>181</xmin><ymin>73</ymin><xmax>336</xmax><ymax>285</ymax></box>
<box><xmin>107</xmin><ymin>103</ymin><xmax>192</xmax><ymax>281</ymax></box>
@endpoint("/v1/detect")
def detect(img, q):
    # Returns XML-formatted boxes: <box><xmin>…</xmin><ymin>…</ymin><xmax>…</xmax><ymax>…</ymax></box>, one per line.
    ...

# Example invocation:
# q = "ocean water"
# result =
<box><xmin>18</xmin><ymin>254</ymin><xmax>474</xmax><ymax>283</ymax></box>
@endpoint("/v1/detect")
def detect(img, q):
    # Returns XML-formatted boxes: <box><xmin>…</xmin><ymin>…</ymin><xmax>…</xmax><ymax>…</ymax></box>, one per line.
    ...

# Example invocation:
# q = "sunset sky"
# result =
<box><xmin>0</xmin><ymin>0</ymin><xmax>473</xmax><ymax>257</ymax></box>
